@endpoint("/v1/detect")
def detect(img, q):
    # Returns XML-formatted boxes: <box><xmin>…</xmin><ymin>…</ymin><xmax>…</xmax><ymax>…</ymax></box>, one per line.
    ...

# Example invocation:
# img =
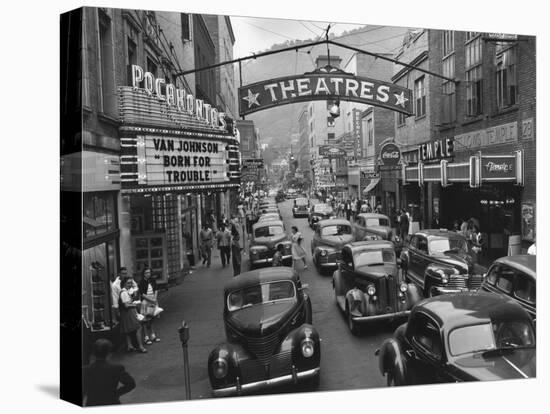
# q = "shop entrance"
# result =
<box><xmin>441</xmin><ymin>183</ymin><xmax>520</xmax><ymax>262</ymax></box>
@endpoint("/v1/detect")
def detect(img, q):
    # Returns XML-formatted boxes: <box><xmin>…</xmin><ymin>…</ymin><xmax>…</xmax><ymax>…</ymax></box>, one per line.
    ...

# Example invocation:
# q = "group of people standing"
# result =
<box><xmin>111</xmin><ymin>267</ymin><xmax>162</xmax><ymax>354</ymax></box>
<box><xmin>331</xmin><ymin>197</ymin><xmax>383</xmax><ymax>221</ymax></box>
<box><xmin>199</xmin><ymin>215</ymin><xmax>244</xmax><ymax>276</ymax></box>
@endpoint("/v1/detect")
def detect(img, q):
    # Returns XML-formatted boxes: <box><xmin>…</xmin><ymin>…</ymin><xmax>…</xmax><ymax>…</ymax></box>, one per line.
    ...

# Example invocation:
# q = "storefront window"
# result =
<box><xmin>82</xmin><ymin>240</ymin><xmax>118</xmax><ymax>332</ymax></box>
<box><xmin>84</xmin><ymin>192</ymin><xmax>116</xmax><ymax>238</ymax></box>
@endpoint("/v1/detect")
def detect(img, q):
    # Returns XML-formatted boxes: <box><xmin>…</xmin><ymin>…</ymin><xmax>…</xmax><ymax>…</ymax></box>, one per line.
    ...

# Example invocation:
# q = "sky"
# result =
<box><xmin>230</xmin><ymin>16</ymin><xmax>366</xmax><ymax>59</ymax></box>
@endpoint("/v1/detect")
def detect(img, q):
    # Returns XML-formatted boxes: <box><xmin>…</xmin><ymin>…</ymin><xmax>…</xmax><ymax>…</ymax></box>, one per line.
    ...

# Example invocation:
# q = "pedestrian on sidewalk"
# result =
<box><xmin>119</xmin><ymin>277</ymin><xmax>147</xmax><ymax>353</ymax></box>
<box><xmin>216</xmin><ymin>224</ymin><xmax>232</xmax><ymax>268</ymax></box>
<box><xmin>138</xmin><ymin>267</ymin><xmax>161</xmax><ymax>345</ymax></box>
<box><xmin>111</xmin><ymin>267</ymin><xmax>137</xmax><ymax>324</ymax></box>
<box><xmin>200</xmin><ymin>224</ymin><xmax>213</xmax><ymax>267</ymax></box>
<box><xmin>83</xmin><ymin>339</ymin><xmax>136</xmax><ymax>406</ymax></box>
<box><xmin>231</xmin><ymin>233</ymin><xmax>242</xmax><ymax>277</ymax></box>
<box><xmin>351</xmin><ymin>198</ymin><xmax>357</xmax><ymax>221</ymax></box>
<box><xmin>291</xmin><ymin>226</ymin><xmax>308</xmax><ymax>274</ymax></box>
<box><xmin>399</xmin><ymin>209</ymin><xmax>409</xmax><ymax>242</ymax></box>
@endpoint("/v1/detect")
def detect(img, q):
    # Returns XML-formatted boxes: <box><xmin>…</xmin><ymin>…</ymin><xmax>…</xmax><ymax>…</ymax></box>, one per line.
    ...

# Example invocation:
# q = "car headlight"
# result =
<box><xmin>212</xmin><ymin>358</ymin><xmax>228</xmax><ymax>379</ymax></box>
<box><xmin>320</xmin><ymin>249</ymin><xmax>328</xmax><ymax>257</ymax></box>
<box><xmin>399</xmin><ymin>282</ymin><xmax>408</xmax><ymax>292</ymax></box>
<box><xmin>301</xmin><ymin>338</ymin><xmax>315</xmax><ymax>358</ymax></box>
<box><xmin>436</xmin><ymin>269</ymin><xmax>450</xmax><ymax>284</ymax></box>
<box><xmin>250</xmin><ymin>248</ymin><xmax>260</xmax><ymax>255</ymax></box>
<box><xmin>367</xmin><ymin>285</ymin><xmax>376</xmax><ymax>296</ymax></box>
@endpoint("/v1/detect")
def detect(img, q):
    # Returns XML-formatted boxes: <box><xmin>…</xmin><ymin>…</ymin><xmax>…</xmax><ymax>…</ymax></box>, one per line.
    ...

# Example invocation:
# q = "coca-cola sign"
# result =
<box><xmin>380</xmin><ymin>142</ymin><xmax>401</xmax><ymax>166</ymax></box>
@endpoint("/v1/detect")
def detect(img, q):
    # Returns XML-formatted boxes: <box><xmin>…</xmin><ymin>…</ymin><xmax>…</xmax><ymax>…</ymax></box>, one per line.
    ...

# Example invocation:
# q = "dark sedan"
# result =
<box><xmin>311</xmin><ymin>219</ymin><xmax>354</xmax><ymax>273</ymax></box>
<box><xmin>308</xmin><ymin>203</ymin><xmax>335</xmax><ymax>228</ymax></box>
<box><xmin>333</xmin><ymin>241</ymin><xmax>422</xmax><ymax>334</ymax></box>
<box><xmin>208</xmin><ymin>267</ymin><xmax>321</xmax><ymax>396</ymax></box>
<box><xmin>249</xmin><ymin>220</ymin><xmax>292</xmax><ymax>269</ymax></box>
<box><xmin>292</xmin><ymin>197</ymin><xmax>310</xmax><ymax>218</ymax></box>
<box><xmin>400</xmin><ymin>229</ymin><xmax>485</xmax><ymax>297</ymax></box>
<box><xmin>480</xmin><ymin>255</ymin><xmax>536</xmax><ymax>323</ymax></box>
<box><xmin>377</xmin><ymin>292</ymin><xmax>536</xmax><ymax>385</ymax></box>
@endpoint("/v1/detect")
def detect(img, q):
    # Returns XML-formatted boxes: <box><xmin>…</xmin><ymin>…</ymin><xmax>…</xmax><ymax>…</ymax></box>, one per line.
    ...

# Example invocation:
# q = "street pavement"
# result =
<box><xmin>112</xmin><ymin>199</ymin><xmax>394</xmax><ymax>404</ymax></box>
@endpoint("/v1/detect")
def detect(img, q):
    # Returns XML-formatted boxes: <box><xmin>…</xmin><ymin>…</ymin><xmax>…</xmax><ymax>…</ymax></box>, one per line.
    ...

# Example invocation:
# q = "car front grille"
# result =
<box><xmin>446</xmin><ymin>276</ymin><xmax>468</xmax><ymax>290</ymax></box>
<box><xmin>377</xmin><ymin>275</ymin><xmax>397</xmax><ymax>313</ymax></box>
<box><xmin>239</xmin><ymin>350</ymin><xmax>292</xmax><ymax>383</ymax></box>
<box><xmin>327</xmin><ymin>251</ymin><xmax>341</xmax><ymax>262</ymax></box>
<box><xmin>257</xmin><ymin>250</ymin><xmax>275</xmax><ymax>260</ymax></box>
<box><xmin>468</xmin><ymin>274</ymin><xmax>484</xmax><ymax>290</ymax></box>
<box><xmin>245</xmin><ymin>330</ymin><xmax>281</xmax><ymax>362</ymax></box>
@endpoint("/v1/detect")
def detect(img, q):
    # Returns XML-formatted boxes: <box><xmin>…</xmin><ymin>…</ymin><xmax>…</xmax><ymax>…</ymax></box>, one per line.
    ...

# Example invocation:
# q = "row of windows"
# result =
<box><xmin>398</xmin><ymin>39</ymin><xmax>519</xmax><ymax>127</ymax></box>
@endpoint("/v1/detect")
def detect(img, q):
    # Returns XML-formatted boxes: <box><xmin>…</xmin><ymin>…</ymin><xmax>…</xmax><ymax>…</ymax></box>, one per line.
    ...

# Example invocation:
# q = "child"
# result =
<box><xmin>272</xmin><ymin>244</ymin><xmax>285</xmax><ymax>266</ymax></box>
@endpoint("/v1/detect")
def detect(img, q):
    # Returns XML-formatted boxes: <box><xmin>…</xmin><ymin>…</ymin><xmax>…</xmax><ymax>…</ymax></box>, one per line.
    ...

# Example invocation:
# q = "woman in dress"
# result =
<box><xmin>138</xmin><ymin>267</ymin><xmax>161</xmax><ymax>345</ymax></box>
<box><xmin>119</xmin><ymin>277</ymin><xmax>147</xmax><ymax>353</ymax></box>
<box><xmin>290</xmin><ymin>226</ymin><xmax>308</xmax><ymax>274</ymax></box>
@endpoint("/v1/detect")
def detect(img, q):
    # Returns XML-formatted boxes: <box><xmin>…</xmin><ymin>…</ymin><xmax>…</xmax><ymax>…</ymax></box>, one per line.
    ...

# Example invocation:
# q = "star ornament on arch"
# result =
<box><xmin>243</xmin><ymin>89</ymin><xmax>260</xmax><ymax>108</ymax></box>
<box><xmin>394</xmin><ymin>91</ymin><xmax>409</xmax><ymax>108</ymax></box>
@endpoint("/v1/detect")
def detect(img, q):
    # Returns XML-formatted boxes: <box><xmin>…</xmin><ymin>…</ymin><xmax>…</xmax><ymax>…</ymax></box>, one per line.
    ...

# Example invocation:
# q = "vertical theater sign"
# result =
<box><xmin>119</xmin><ymin>65</ymin><xmax>241</xmax><ymax>192</ymax></box>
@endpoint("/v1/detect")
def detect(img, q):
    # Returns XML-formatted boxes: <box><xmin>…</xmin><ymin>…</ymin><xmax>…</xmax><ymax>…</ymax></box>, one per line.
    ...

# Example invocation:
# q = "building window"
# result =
<box><xmin>98</xmin><ymin>10</ymin><xmax>116</xmax><ymax>116</ymax></box>
<box><xmin>465</xmin><ymin>35</ymin><xmax>483</xmax><ymax>116</ymax></box>
<box><xmin>465</xmin><ymin>31</ymin><xmax>479</xmax><ymax>42</ymax></box>
<box><xmin>367</xmin><ymin>118</ymin><xmax>373</xmax><ymax>146</ymax></box>
<box><xmin>442</xmin><ymin>30</ymin><xmax>454</xmax><ymax>56</ymax></box>
<box><xmin>442</xmin><ymin>53</ymin><xmax>456</xmax><ymax>123</ymax></box>
<box><xmin>83</xmin><ymin>192</ymin><xmax>117</xmax><ymax>239</ymax></box>
<box><xmin>181</xmin><ymin>13</ymin><xmax>190</xmax><ymax>41</ymax></box>
<box><xmin>397</xmin><ymin>112</ymin><xmax>406</xmax><ymax>126</ymax></box>
<box><xmin>126</xmin><ymin>37</ymin><xmax>137</xmax><ymax>85</ymax></box>
<box><xmin>496</xmin><ymin>45</ymin><xmax>518</xmax><ymax>109</ymax></box>
<box><xmin>147</xmin><ymin>56</ymin><xmax>158</xmax><ymax>78</ymax></box>
<box><xmin>414</xmin><ymin>76</ymin><xmax>426</xmax><ymax>118</ymax></box>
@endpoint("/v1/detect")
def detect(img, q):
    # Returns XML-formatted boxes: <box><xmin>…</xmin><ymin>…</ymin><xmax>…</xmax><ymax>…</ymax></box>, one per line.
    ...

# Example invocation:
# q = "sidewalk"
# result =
<box><xmin>111</xmin><ymin>249</ymin><xmax>239</xmax><ymax>404</ymax></box>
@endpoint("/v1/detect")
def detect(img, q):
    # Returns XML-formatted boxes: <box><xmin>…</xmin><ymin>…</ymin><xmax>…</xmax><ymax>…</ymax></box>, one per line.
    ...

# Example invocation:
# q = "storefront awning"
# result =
<box><xmin>362</xmin><ymin>178</ymin><xmax>380</xmax><ymax>194</ymax></box>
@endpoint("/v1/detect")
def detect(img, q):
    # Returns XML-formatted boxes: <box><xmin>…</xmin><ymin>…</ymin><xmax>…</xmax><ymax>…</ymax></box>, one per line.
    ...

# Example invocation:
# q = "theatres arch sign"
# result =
<box><xmin>238</xmin><ymin>67</ymin><xmax>413</xmax><ymax>116</ymax></box>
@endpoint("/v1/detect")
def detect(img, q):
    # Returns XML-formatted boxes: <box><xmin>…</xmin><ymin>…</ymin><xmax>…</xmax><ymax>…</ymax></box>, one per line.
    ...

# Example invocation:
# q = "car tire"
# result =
<box><xmin>346</xmin><ymin>302</ymin><xmax>360</xmax><ymax>336</ymax></box>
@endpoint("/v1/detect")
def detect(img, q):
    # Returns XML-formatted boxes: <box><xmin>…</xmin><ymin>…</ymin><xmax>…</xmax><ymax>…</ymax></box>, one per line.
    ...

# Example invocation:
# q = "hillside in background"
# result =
<box><xmin>236</xmin><ymin>25</ymin><xmax>414</xmax><ymax>150</ymax></box>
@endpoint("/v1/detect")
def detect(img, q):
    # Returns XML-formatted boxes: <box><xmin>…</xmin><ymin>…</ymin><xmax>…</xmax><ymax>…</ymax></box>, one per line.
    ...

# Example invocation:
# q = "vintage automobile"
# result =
<box><xmin>377</xmin><ymin>292</ymin><xmax>536</xmax><ymax>385</ymax></box>
<box><xmin>257</xmin><ymin>212</ymin><xmax>282</xmax><ymax>223</ymax></box>
<box><xmin>308</xmin><ymin>203</ymin><xmax>335</xmax><ymax>228</ymax></box>
<box><xmin>333</xmin><ymin>241</ymin><xmax>422</xmax><ymax>334</ymax></box>
<box><xmin>353</xmin><ymin>213</ymin><xmax>393</xmax><ymax>241</ymax></box>
<box><xmin>249</xmin><ymin>220</ymin><xmax>292</xmax><ymax>269</ymax></box>
<box><xmin>292</xmin><ymin>197</ymin><xmax>310</xmax><ymax>218</ymax></box>
<box><xmin>480</xmin><ymin>255</ymin><xmax>536</xmax><ymax>323</ymax></box>
<box><xmin>400</xmin><ymin>229</ymin><xmax>485</xmax><ymax>298</ymax></box>
<box><xmin>311</xmin><ymin>219</ymin><xmax>354</xmax><ymax>273</ymax></box>
<box><xmin>208</xmin><ymin>267</ymin><xmax>321</xmax><ymax>396</ymax></box>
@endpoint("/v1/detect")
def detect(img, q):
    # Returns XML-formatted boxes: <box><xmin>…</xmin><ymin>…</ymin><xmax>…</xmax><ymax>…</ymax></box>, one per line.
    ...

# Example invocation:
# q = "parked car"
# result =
<box><xmin>353</xmin><ymin>213</ymin><xmax>393</xmax><ymax>241</ymax></box>
<box><xmin>257</xmin><ymin>212</ymin><xmax>282</xmax><ymax>223</ymax></box>
<box><xmin>292</xmin><ymin>197</ymin><xmax>310</xmax><ymax>218</ymax></box>
<box><xmin>333</xmin><ymin>241</ymin><xmax>422</xmax><ymax>334</ymax></box>
<box><xmin>377</xmin><ymin>292</ymin><xmax>536</xmax><ymax>385</ymax></box>
<box><xmin>311</xmin><ymin>219</ymin><xmax>354</xmax><ymax>274</ymax></box>
<box><xmin>208</xmin><ymin>267</ymin><xmax>321</xmax><ymax>396</ymax></box>
<box><xmin>308</xmin><ymin>203</ymin><xmax>335</xmax><ymax>228</ymax></box>
<box><xmin>480</xmin><ymin>255</ymin><xmax>536</xmax><ymax>323</ymax></box>
<box><xmin>249</xmin><ymin>220</ymin><xmax>292</xmax><ymax>269</ymax></box>
<box><xmin>400</xmin><ymin>229</ymin><xmax>485</xmax><ymax>297</ymax></box>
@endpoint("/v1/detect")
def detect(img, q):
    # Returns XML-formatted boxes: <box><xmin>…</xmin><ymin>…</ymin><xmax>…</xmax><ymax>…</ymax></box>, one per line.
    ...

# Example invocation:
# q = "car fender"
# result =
<box><xmin>208</xmin><ymin>343</ymin><xmax>244</xmax><ymax>387</ymax></box>
<box><xmin>425</xmin><ymin>263</ymin><xmax>455</xmax><ymax>286</ymax></box>
<box><xmin>405</xmin><ymin>283</ymin><xmax>422</xmax><ymax>307</ymax></box>
<box><xmin>377</xmin><ymin>338</ymin><xmax>407</xmax><ymax>384</ymax></box>
<box><xmin>333</xmin><ymin>269</ymin><xmax>343</xmax><ymax>293</ymax></box>
<box><xmin>345</xmin><ymin>288</ymin><xmax>365</xmax><ymax>316</ymax></box>
<box><xmin>281</xmin><ymin>324</ymin><xmax>321</xmax><ymax>367</ymax></box>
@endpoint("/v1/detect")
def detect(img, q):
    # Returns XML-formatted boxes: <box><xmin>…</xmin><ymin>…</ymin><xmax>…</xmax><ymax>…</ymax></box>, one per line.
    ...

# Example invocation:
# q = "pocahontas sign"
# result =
<box><xmin>239</xmin><ymin>66</ymin><xmax>413</xmax><ymax>116</ymax></box>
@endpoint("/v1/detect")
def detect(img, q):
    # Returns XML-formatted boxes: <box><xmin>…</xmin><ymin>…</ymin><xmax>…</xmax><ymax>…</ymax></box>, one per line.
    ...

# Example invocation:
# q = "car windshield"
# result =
<box><xmin>296</xmin><ymin>198</ymin><xmax>308</xmax><ymax>206</ymax></box>
<box><xmin>227</xmin><ymin>281</ymin><xmax>297</xmax><ymax>311</ymax></box>
<box><xmin>365</xmin><ymin>218</ymin><xmax>389</xmax><ymax>227</ymax></box>
<box><xmin>321</xmin><ymin>225</ymin><xmax>352</xmax><ymax>236</ymax></box>
<box><xmin>429</xmin><ymin>236</ymin><xmax>468</xmax><ymax>254</ymax></box>
<box><xmin>255</xmin><ymin>225</ymin><xmax>284</xmax><ymax>238</ymax></box>
<box><xmin>314</xmin><ymin>204</ymin><xmax>332</xmax><ymax>213</ymax></box>
<box><xmin>354</xmin><ymin>249</ymin><xmax>395</xmax><ymax>267</ymax></box>
<box><xmin>448</xmin><ymin>320</ymin><xmax>535</xmax><ymax>357</ymax></box>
